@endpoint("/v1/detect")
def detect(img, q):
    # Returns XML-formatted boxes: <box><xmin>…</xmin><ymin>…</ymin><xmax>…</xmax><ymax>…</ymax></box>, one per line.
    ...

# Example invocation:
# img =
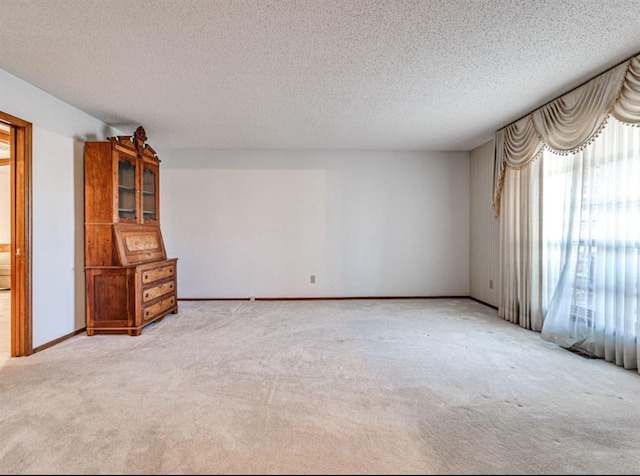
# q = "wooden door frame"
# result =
<box><xmin>0</xmin><ymin>111</ymin><xmax>32</xmax><ymax>357</ymax></box>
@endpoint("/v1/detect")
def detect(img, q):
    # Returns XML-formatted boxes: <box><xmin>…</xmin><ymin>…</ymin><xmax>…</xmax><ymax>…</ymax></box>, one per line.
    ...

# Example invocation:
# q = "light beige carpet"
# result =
<box><xmin>0</xmin><ymin>298</ymin><xmax>639</xmax><ymax>474</ymax></box>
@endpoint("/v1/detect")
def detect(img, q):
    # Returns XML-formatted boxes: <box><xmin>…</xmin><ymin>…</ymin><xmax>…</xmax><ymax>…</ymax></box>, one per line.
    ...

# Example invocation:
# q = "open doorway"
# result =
<box><xmin>0</xmin><ymin>111</ymin><xmax>32</xmax><ymax>359</ymax></box>
<box><xmin>0</xmin><ymin>123</ymin><xmax>10</xmax><ymax>362</ymax></box>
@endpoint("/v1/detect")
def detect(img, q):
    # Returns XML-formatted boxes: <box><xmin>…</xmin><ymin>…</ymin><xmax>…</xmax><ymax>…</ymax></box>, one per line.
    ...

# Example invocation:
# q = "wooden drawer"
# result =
<box><xmin>141</xmin><ymin>263</ymin><xmax>175</xmax><ymax>284</ymax></box>
<box><xmin>142</xmin><ymin>279</ymin><xmax>175</xmax><ymax>303</ymax></box>
<box><xmin>142</xmin><ymin>295</ymin><xmax>176</xmax><ymax>322</ymax></box>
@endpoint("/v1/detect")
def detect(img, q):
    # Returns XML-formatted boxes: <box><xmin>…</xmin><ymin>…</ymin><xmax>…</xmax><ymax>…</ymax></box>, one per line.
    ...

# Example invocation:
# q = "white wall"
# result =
<box><xmin>0</xmin><ymin>67</ymin><xmax>121</xmax><ymax>348</ymax></box>
<box><xmin>469</xmin><ymin>140</ymin><xmax>499</xmax><ymax>307</ymax></box>
<box><xmin>159</xmin><ymin>150</ymin><xmax>470</xmax><ymax>298</ymax></box>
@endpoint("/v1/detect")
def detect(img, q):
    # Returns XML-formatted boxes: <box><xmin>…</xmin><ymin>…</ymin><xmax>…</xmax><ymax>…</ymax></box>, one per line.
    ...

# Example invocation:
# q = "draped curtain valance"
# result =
<box><xmin>493</xmin><ymin>54</ymin><xmax>640</xmax><ymax>214</ymax></box>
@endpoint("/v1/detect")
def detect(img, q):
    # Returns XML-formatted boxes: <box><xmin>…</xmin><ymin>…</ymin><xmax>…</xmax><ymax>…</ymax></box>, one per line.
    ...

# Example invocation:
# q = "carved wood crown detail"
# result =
<box><xmin>133</xmin><ymin>126</ymin><xmax>147</xmax><ymax>154</ymax></box>
<box><xmin>109</xmin><ymin>126</ymin><xmax>157</xmax><ymax>158</ymax></box>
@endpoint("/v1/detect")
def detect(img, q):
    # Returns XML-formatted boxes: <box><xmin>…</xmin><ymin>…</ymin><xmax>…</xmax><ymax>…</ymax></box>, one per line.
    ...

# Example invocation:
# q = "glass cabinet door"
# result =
<box><xmin>117</xmin><ymin>157</ymin><xmax>137</xmax><ymax>221</ymax></box>
<box><xmin>142</xmin><ymin>162</ymin><xmax>159</xmax><ymax>224</ymax></box>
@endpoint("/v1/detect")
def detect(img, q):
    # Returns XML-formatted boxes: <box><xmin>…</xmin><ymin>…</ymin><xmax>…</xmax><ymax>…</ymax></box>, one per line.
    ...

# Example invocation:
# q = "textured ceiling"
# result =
<box><xmin>1</xmin><ymin>0</ymin><xmax>640</xmax><ymax>151</ymax></box>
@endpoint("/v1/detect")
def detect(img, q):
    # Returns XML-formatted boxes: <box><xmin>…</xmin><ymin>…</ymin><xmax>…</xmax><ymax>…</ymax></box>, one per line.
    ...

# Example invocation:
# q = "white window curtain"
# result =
<box><xmin>498</xmin><ymin>158</ymin><xmax>543</xmax><ymax>331</ymax></box>
<box><xmin>541</xmin><ymin>118</ymin><xmax>640</xmax><ymax>370</ymax></box>
<box><xmin>493</xmin><ymin>52</ymin><xmax>640</xmax><ymax>372</ymax></box>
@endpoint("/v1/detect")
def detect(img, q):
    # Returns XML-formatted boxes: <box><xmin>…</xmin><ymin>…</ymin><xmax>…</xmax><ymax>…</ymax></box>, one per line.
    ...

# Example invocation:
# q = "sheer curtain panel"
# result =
<box><xmin>541</xmin><ymin>119</ymin><xmax>640</xmax><ymax>370</ymax></box>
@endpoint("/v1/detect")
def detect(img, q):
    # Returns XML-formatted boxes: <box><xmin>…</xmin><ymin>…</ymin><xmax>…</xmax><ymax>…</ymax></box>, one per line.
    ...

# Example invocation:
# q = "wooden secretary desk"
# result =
<box><xmin>84</xmin><ymin>126</ymin><xmax>178</xmax><ymax>335</ymax></box>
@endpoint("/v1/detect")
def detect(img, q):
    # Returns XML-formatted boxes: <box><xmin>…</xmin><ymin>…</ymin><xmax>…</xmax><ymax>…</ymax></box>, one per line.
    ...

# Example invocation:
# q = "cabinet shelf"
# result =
<box><xmin>118</xmin><ymin>185</ymin><xmax>136</xmax><ymax>191</ymax></box>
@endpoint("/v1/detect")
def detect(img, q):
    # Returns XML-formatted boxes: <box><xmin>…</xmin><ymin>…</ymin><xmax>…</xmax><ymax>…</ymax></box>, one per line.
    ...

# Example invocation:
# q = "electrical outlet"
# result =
<box><xmin>310</xmin><ymin>275</ymin><xmax>316</xmax><ymax>284</ymax></box>
<box><xmin>489</xmin><ymin>280</ymin><xmax>494</xmax><ymax>289</ymax></box>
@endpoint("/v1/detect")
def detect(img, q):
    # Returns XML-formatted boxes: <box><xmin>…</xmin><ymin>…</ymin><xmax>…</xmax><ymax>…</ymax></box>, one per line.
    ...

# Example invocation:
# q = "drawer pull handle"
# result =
<box><xmin>144</xmin><ymin>292</ymin><xmax>149</xmax><ymax>298</ymax></box>
<box><xmin>144</xmin><ymin>274</ymin><xmax>148</xmax><ymax>280</ymax></box>
<box><xmin>169</xmin><ymin>284</ymin><xmax>173</xmax><ymax>289</ymax></box>
<box><xmin>145</xmin><ymin>310</ymin><xmax>150</xmax><ymax>316</ymax></box>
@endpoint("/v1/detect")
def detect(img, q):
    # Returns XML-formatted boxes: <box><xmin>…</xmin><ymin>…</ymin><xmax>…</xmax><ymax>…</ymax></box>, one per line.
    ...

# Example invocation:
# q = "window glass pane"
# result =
<box><xmin>118</xmin><ymin>160</ymin><xmax>136</xmax><ymax>219</ymax></box>
<box><xmin>142</xmin><ymin>167</ymin><xmax>156</xmax><ymax>221</ymax></box>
